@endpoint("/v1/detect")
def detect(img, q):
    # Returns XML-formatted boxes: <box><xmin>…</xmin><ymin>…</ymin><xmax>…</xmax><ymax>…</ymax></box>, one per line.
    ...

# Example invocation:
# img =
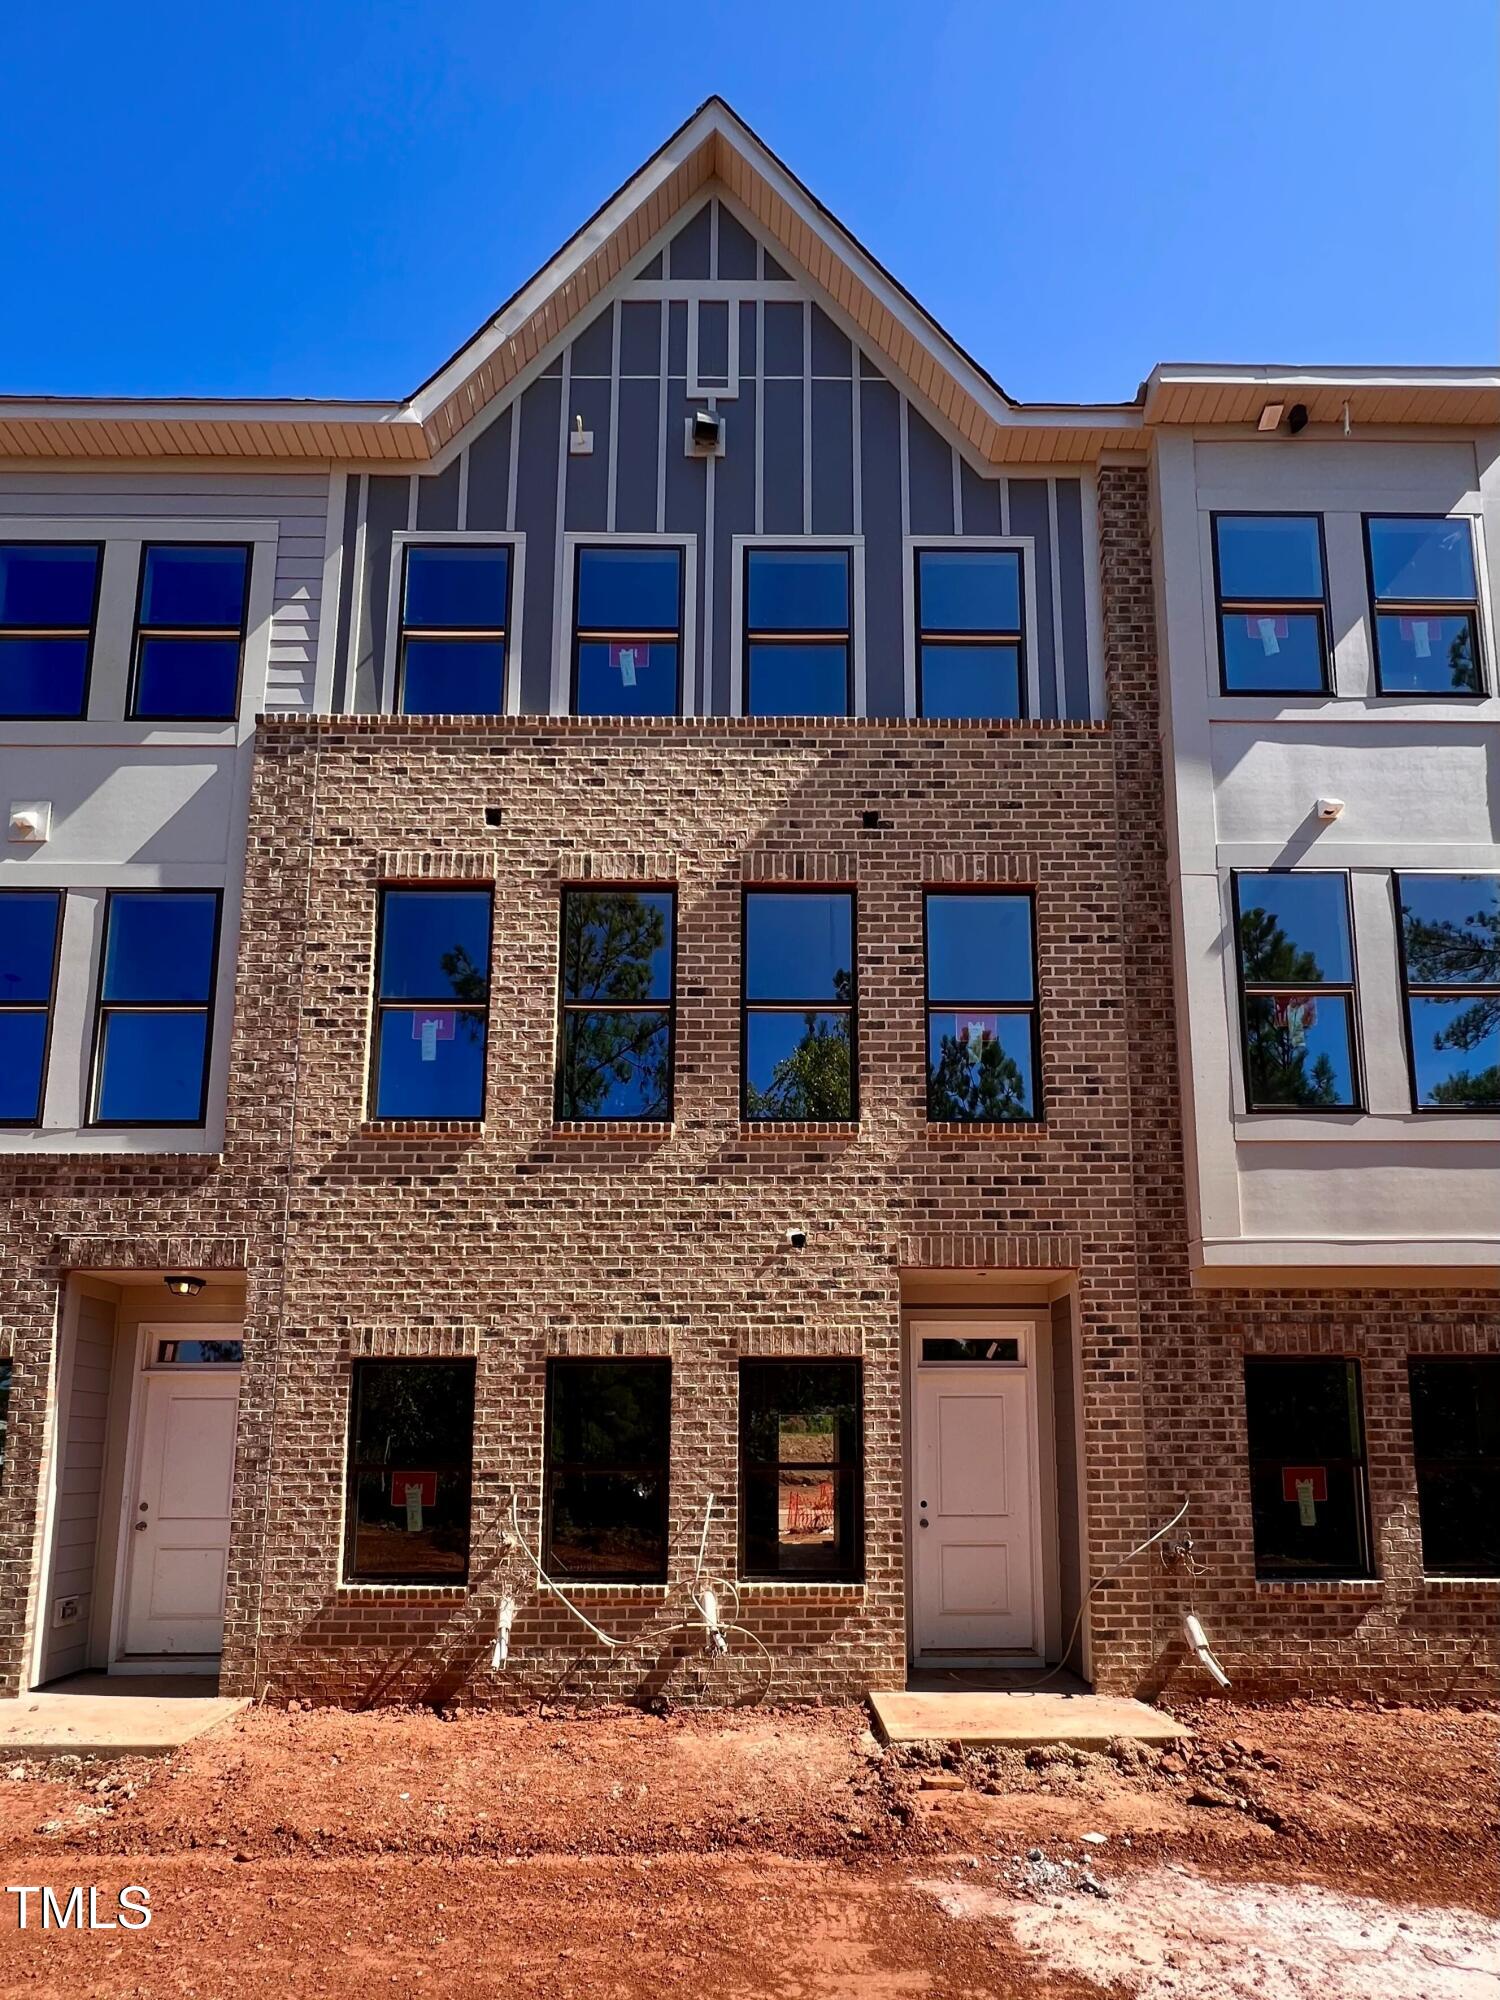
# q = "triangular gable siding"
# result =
<box><xmin>333</xmin><ymin>196</ymin><xmax>1097</xmax><ymax>720</ymax></box>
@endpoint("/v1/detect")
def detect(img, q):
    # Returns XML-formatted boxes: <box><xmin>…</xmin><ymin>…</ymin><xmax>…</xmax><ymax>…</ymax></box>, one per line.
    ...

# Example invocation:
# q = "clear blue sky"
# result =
<box><xmin>4</xmin><ymin>0</ymin><xmax>1496</xmax><ymax>405</ymax></box>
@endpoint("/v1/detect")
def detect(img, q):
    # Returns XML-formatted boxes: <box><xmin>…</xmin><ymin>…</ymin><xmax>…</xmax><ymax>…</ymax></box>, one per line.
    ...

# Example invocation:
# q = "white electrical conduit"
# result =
<box><xmin>496</xmin><ymin>1491</ymin><xmax>774</xmax><ymax>1687</ymax></box>
<box><xmin>1026</xmin><ymin>1494</ymin><xmax>1195</xmax><ymax>1691</ymax></box>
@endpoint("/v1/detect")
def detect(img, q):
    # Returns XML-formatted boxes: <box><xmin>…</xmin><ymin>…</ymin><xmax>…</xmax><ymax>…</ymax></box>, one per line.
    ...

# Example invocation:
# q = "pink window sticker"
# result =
<box><xmin>1270</xmin><ymin>995</ymin><xmax>1317</xmax><ymax>1043</ymax></box>
<box><xmin>609</xmin><ymin>642</ymin><xmax>648</xmax><ymax>687</ymax></box>
<box><xmin>962</xmin><ymin>1014</ymin><xmax>999</xmax><ymax>1045</ymax></box>
<box><xmin>412</xmin><ymin>1009</ymin><xmax>457</xmax><ymax>1063</ymax></box>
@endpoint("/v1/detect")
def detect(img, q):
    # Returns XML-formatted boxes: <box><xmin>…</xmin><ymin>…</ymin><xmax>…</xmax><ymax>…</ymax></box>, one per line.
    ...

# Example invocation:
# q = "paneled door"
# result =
<box><xmin>911</xmin><ymin>1324</ymin><xmax>1038</xmax><ymax>1655</ymax></box>
<box><xmin>123</xmin><ymin>1371</ymin><xmax>240</xmax><ymax>1657</ymax></box>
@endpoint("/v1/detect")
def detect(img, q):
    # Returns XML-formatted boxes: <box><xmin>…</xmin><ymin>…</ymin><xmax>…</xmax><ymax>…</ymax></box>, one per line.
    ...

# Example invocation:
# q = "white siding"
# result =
<box><xmin>0</xmin><ymin>470</ymin><xmax>328</xmax><ymax>712</ymax></box>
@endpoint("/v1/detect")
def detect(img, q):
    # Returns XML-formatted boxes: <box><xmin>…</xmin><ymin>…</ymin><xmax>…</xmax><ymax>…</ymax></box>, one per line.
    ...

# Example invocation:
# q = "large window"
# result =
<box><xmin>0</xmin><ymin>542</ymin><xmax>102</xmax><ymax>719</ymax></box>
<box><xmin>91</xmin><ymin>891</ymin><xmax>220</xmax><ymax>1126</ymax></box>
<box><xmin>370</xmin><ymin>888</ymin><xmax>491</xmax><ymax>1120</ymax></box>
<box><xmin>130</xmin><ymin>544</ymin><xmax>251</xmax><ymax>720</ymax></box>
<box><xmin>545</xmin><ymin>1359</ymin><xmax>670</xmax><ymax>1580</ymax></box>
<box><xmin>1365</xmin><ymin>516</ymin><xmax>1484</xmax><ymax>696</ymax></box>
<box><xmin>556</xmin><ymin>888</ymin><xmax>674</xmax><ymax>1120</ymax></box>
<box><xmin>740</xmin><ymin>1360</ymin><xmax>863</xmax><ymax>1580</ymax></box>
<box><xmin>0</xmin><ymin>891</ymin><xmax>62</xmax><ymax>1126</ymax></box>
<box><xmin>1408</xmin><ymin>1358</ymin><xmax>1500</xmax><ymax>1578</ymax></box>
<box><xmin>397</xmin><ymin>543</ymin><xmax>510</xmax><ymax>715</ymax></box>
<box><xmin>925</xmin><ymin>892</ymin><xmax>1039</xmax><ymax>1120</ymax></box>
<box><xmin>344</xmin><ymin>1359</ymin><xmax>475</xmax><ymax>1583</ymax></box>
<box><xmin>1212</xmin><ymin>514</ymin><xmax>1329</xmax><ymax>694</ymax></box>
<box><xmin>1394</xmin><ymin>874</ymin><xmax>1499</xmax><ymax>1110</ymax></box>
<box><xmin>743</xmin><ymin>548</ymin><xmax>851</xmax><ymax>716</ymax></box>
<box><xmin>916</xmin><ymin>547</ymin><xmax>1025</xmax><ymax>718</ymax></box>
<box><xmin>742</xmin><ymin>890</ymin><xmax>855</xmax><ymax>1121</ymax></box>
<box><xmin>1232</xmin><ymin>873</ymin><xmax>1360</xmax><ymax>1111</ymax></box>
<box><xmin>1243</xmin><ymin>1358</ymin><xmax>1373</xmax><ymax>1579</ymax></box>
<box><xmin>571</xmin><ymin>545</ymin><xmax>682</xmax><ymax>716</ymax></box>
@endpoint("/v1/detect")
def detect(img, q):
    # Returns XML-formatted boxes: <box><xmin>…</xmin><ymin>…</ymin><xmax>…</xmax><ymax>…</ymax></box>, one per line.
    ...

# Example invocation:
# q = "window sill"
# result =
<box><xmin>1254</xmin><ymin>1577</ymin><xmax>1382</xmax><ymax>1594</ymax></box>
<box><xmin>1419</xmin><ymin>1574</ymin><xmax>1500</xmax><ymax>1591</ymax></box>
<box><xmin>924</xmin><ymin>1120</ymin><xmax>1047</xmax><ymax>1139</ymax></box>
<box><xmin>543</xmin><ymin>1580</ymin><xmax>671</xmax><ymax>1595</ymax></box>
<box><xmin>357</xmin><ymin>1119</ymin><xmax>486</xmax><ymax>1139</ymax></box>
<box><xmin>736</xmin><ymin>1121</ymin><xmax>860</xmax><ymax>1139</ymax></box>
<box><xmin>738</xmin><ymin>1580</ymin><xmax>867</xmax><ymax>1598</ymax></box>
<box><xmin>548</xmin><ymin>1121</ymin><xmax>674</xmax><ymax>1140</ymax></box>
<box><xmin>336</xmin><ymin>1583</ymin><xmax>469</xmax><ymax>1600</ymax></box>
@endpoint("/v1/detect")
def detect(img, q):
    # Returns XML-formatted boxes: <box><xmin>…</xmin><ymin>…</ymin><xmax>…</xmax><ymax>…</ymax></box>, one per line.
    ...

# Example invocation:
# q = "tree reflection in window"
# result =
<box><xmin>742</xmin><ymin>892</ymin><xmax>856</xmax><ymax>1121</ymax></box>
<box><xmin>1234</xmin><ymin>874</ymin><xmax>1359</xmax><ymax>1111</ymax></box>
<box><xmin>370</xmin><ymin>888</ymin><xmax>492</xmax><ymax>1119</ymax></box>
<box><xmin>1395</xmin><ymin>874</ymin><xmax>1500</xmax><ymax>1108</ymax></box>
<box><xmin>556</xmin><ymin>889</ymin><xmax>674</xmax><ymax>1119</ymax></box>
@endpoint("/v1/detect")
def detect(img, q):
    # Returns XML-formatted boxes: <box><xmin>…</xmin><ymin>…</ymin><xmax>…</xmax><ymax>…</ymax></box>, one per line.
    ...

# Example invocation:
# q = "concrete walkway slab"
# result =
<box><xmin>0</xmin><ymin>1674</ymin><xmax>248</xmax><ymax>1759</ymax></box>
<box><xmin>869</xmin><ymin>1688</ymin><xmax>1189</xmax><ymax>1749</ymax></box>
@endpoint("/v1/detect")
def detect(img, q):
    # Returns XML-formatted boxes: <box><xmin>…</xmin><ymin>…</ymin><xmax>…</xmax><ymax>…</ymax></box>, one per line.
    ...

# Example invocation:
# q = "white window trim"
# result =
<box><xmin>553</xmin><ymin>531</ymin><xmax>699</xmax><ymax>717</ymax></box>
<box><xmin>383</xmin><ymin>530</ymin><xmax>527</xmax><ymax>717</ymax></box>
<box><xmin>730</xmin><ymin>533</ymin><xmax>866</xmax><ymax>718</ymax></box>
<box><xmin>902</xmin><ymin>534</ymin><xmax>1041</xmax><ymax>721</ymax></box>
<box><xmin>0</xmin><ymin>516</ymin><xmax>276</xmax><ymax>734</ymax></box>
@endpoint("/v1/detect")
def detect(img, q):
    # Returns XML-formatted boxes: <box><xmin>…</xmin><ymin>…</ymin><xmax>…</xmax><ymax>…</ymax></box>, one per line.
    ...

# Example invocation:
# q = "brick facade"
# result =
<box><xmin>1</xmin><ymin>467</ymin><xmax>1492</xmax><ymax>1707</ymax></box>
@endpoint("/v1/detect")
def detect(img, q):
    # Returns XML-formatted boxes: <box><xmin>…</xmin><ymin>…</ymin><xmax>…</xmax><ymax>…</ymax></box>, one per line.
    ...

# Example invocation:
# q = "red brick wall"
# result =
<box><xmin>221</xmin><ymin>708</ymin><xmax>1154</xmax><ymax>1705</ymax></box>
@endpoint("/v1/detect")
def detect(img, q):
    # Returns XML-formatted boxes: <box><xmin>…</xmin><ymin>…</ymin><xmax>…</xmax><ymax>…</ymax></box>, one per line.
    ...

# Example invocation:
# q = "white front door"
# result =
<box><xmin>911</xmin><ymin>1324</ymin><xmax>1038</xmax><ymax>1656</ymax></box>
<box><xmin>123</xmin><ymin>1371</ymin><xmax>240</xmax><ymax>1657</ymax></box>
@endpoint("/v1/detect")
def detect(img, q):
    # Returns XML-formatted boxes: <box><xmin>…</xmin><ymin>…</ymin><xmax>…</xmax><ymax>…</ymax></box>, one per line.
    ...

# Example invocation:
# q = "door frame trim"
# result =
<box><xmin>108</xmin><ymin>1322</ymin><xmax>242</xmax><ymax>1671</ymax></box>
<box><xmin>903</xmin><ymin>1309</ymin><xmax>1055</xmax><ymax>1667</ymax></box>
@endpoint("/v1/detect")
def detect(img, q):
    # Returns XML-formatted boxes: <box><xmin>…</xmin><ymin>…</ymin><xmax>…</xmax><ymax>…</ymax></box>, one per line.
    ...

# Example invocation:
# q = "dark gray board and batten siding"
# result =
<box><xmin>336</xmin><ymin>197</ymin><xmax>1097</xmax><ymax>721</ymax></box>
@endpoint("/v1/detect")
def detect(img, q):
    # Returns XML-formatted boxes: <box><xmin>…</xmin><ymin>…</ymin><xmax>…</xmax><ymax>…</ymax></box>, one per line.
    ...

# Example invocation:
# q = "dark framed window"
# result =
<box><xmin>0</xmin><ymin>542</ymin><xmax>103</xmax><ymax>719</ymax></box>
<box><xmin>740</xmin><ymin>1360</ymin><xmax>863</xmax><ymax>1580</ymax></box>
<box><xmin>742</xmin><ymin>889</ymin><xmax>856</xmax><ymax>1121</ymax></box>
<box><xmin>1211</xmin><ymin>514</ymin><xmax>1330</xmax><ymax>694</ymax></box>
<box><xmin>1244</xmin><ymin>1357</ymin><xmax>1373</xmax><ymax>1579</ymax></box>
<box><xmin>90</xmin><ymin>891</ymin><xmax>220</xmax><ymax>1126</ymax></box>
<box><xmin>397</xmin><ymin>542</ymin><xmax>510</xmax><ymax>715</ymax></box>
<box><xmin>916</xmin><ymin>546</ymin><xmax>1025</xmax><ymax>718</ymax></box>
<box><xmin>744</xmin><ymin>547</ymin><xmax>851</xmax><ymax>716</ymax></box>
<box><xmin>1365</xmin><ymin>515</ymin><xmax>1485</xmax><ymax>696</ymax></box>
<box><xmin>1408</xmin><ymin>1358</ymin><xmax>1500</xmax><ymax>1577</ymax></box>
<box><xmin>544</xmin><ymin>1358</ymin><xmax>670</xmax><ymax>1580</ymax></box>
<box><xmin>925</xmin><ymin>891</ymin><xmax>1040</xmax><ymax>1120</ymax></box>
<box><xmin>1394</xmin><ymin>874</ymin><xmax>1499</xmax><ymax>1110</ymax></box>
<box><xmin>0</xmin><ymin>890</ymin><xmax>63</xmax><ymax>1126</ymax></box>
<box><xmin>556</xmin><ymin>887</ymin><xmax>675</xmax><ymax>1120</ymax></box>
<box><xmin>129</xmin><ymin>543</ymin><xmax>251</xmax><ymax>720</ymax></box>
<box><xmin>1232</xmin><ymin>873</ymin><xmax>1360</xmax><ymax>1110</ymax></box>
<box><xmin>571</xmin><ymin>545</ymin><xmax>683</xmax><ymax>716</ymax></box>
<box><xmin>369</xmin><ymin>887</ymin><xmax>491</xmax><ymax>1120</ymax></box>
<box><xmin>344</xmin><ymin>1359</ymin><xmax>475</xmax><ymax>1583</ymax></box>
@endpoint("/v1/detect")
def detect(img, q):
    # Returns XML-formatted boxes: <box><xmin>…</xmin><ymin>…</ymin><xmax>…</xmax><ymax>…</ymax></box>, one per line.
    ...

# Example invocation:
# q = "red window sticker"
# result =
<box><xmin>391</xmin><ymin>1470</ymin><xmax>438</xmax><ymax>1508</ymax></box>
<box><xmin>1280</xmin><ymin>1465</ymin><xmax>1328</xmax><ymax>1504</ymax></box>
<box><xmin>609</xmin><ymin>642</ymin><xmax>649</xmax><ymax>686</ymax></box>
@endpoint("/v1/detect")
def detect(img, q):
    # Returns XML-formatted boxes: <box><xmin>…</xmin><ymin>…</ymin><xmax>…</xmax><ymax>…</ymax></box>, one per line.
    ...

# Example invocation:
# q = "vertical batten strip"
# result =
<box><xmin>1047</xmin><ymin>477</ymin><xmax>1067</xmax><ymax>718</ymax></box>
<box><xmin>656</xmin><ymin>298</ymin><xmax>669</xmax><ymax>535</ymax></box>
<box><xmin>850</xmin><ymin>348</ymin><xmax>863</xmax><ymax>538</ymax></box>
<box><xmin>606</xmin><ymin>300</ymin><xmax>622</xmax><ymax>533</ymax></box>
<box><xmin>802</xmin><ymin>299</ymin><xmax>813</xmax><ymax>535</ymax></box>
<box><xmin>551</xmin><ymin>344</ymin><xmax>572</xmax><ymax>714</ymax></box>
<box><xmin>456</xmin><ymin>447</ymin><xmax>470</xmax><ymax>530</ymax></box>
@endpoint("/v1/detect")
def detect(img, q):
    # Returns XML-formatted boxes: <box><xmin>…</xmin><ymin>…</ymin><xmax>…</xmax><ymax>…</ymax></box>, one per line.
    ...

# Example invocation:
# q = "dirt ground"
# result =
<box><xmin>0</xmin><ymin>1697</ymin><xmax>1493</xmax><ymax>1998</ymax></box>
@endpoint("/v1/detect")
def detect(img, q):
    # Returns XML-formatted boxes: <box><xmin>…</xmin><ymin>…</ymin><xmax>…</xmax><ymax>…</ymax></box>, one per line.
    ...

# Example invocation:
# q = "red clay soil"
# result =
<box><xmin>0</xmin><ymin>1698</ymin><xmax>1491</xmax><ymax>1998</ymax></box>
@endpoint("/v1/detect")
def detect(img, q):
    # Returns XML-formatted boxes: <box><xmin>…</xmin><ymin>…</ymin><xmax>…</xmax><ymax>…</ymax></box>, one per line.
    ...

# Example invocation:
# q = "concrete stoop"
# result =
<box><xmin>0</xmin><ymin>1674</ymin><xmax>249</xmax><ymax>1759</ymax></box>
<box><xmin>869</xmin><ymin>1687</ymin><xmax>1189</xmax><ymax>1749</ymax></box>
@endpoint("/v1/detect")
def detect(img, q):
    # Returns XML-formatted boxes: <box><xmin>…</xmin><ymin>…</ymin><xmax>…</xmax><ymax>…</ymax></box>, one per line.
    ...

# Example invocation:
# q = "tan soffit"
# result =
<box><xmin>1143</xmin><ymin>366</ymin><xmax>1500</xmax><ymax>430</ymax></box>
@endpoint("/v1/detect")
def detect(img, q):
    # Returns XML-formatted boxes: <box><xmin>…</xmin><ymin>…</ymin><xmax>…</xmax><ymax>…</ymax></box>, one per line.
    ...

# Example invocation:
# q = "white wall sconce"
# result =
<box><xmin>1315</xmin><ymin>797</ymin><xmax>1346</xmax><ymax>822</ymax></box>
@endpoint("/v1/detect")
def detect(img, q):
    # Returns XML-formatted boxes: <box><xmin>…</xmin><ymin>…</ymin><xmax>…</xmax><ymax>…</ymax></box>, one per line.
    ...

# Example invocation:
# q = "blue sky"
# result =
<box><xmin>3</xmin><ymin>1</ymin><xmax>1495</xmax><ymax>405</ymax></box>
